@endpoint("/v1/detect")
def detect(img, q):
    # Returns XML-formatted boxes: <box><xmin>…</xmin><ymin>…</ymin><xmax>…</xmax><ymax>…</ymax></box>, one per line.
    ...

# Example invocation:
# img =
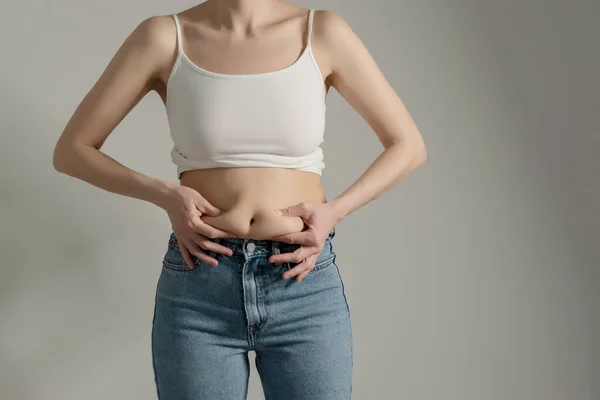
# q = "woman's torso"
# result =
<box><xmin>155</xmin><ymin>4</ymin><xmax>330</xmax><ymax>239</ymax></box>
<box><xmin>181</xmin><ymin>168</ymin><xmax>326</xmax><ymax>239</ymax></box>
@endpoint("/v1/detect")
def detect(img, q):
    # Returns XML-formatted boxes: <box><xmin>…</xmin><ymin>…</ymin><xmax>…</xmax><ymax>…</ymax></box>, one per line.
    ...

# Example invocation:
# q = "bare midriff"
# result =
<box><xmin>180</xmin><ymin>167</ymin><xmax>327</xmax><ymax>240</ymax></box>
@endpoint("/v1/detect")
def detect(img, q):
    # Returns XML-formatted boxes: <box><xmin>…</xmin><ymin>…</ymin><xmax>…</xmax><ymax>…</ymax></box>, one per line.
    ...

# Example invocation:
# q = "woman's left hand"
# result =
<box><xmin>268</xmin><ymin>201</ymin><xmax>340</xmax><ymax>282</ymax></box>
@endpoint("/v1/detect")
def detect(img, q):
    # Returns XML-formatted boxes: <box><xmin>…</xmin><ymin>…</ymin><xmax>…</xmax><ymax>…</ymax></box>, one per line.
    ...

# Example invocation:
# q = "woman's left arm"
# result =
<box><xmin>322</xmin><ymin>9</ymin><xmax>427</xmax><ymax>221</ymax></box>
<box><xmin>270</xmin><ymin>10</ymin><xmax>427</xmax><ymax>281</ymax></box>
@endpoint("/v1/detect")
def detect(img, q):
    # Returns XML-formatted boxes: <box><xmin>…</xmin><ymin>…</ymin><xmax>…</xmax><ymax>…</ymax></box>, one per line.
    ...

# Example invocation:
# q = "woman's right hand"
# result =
<box><xmin>163</xmin><ymin>185</ymin><xmax>236</xmax><ymax>269</ymax></box>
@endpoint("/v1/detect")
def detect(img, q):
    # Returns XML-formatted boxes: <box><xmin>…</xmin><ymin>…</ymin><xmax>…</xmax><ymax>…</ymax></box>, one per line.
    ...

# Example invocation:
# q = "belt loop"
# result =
<box><xmin>271</xmin><ymin>240</ymin><xmax>286</xmax><ymax>269</ymax></box>
<box><xmin>271</xmin><ymin>240</ymin><xmax>281</xmax><ymax>257</ymax></box>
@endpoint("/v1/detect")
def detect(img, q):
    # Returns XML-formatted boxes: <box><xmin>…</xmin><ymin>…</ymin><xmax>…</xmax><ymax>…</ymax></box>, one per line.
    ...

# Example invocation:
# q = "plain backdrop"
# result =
<box><xmin>0</xmin><ymin>1</ymin><xmax>598</xmax><ymax>399</ymax></box>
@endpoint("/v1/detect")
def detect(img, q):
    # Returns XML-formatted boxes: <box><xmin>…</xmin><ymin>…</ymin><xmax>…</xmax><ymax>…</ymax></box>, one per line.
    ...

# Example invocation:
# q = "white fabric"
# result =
<box><xmin>166</xmin><ymin>9</ymin><xmax>326</xmax><ymax>178</ymax></box>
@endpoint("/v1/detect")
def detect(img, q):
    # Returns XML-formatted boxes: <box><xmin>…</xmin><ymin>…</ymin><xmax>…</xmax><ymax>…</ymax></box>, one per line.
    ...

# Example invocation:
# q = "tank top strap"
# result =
<box><xmin>307</xmin><ymin>9</ymin><xmax>316</xmax><ymax>41</ymax></box>
<box><xmin>171</xmin><ymin>14</ymin><xmax>183</xmax><ymax>57</ymax></box>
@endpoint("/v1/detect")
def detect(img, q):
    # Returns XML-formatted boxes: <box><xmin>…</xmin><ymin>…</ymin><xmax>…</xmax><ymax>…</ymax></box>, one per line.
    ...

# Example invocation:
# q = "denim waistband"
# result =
<box><xmin>210</xmin><ymin>227</ymin><xmax>336</xmax><ymax>258</ymax></box>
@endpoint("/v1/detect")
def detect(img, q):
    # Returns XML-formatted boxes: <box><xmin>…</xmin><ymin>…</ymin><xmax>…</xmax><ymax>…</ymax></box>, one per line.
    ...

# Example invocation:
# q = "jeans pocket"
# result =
<box><xmin>162</xmin><ymin>233</ymin><xmax>214</xmax><ymax>271</ymax></box>
<box><xmin>310</xmin><ymin>253</ymin><xmax>336</xmax><ymax>272</ymax></box>
<box><xmin>309</xmin><ymin>236</ymin><xmax>337</xmax><ymax>273</ymax></box>
<box><xmin>280</xmin><ymin>235</ymin><xmax>337</xmax><ymax>273</ymax></box>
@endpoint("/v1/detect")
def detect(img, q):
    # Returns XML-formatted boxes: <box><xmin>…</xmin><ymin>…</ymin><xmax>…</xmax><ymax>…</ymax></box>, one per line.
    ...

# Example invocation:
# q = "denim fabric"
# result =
<box><xmin>151</xmin><ymin>227</ymin><xmax>353</xmax><ymax>399</ymax></box>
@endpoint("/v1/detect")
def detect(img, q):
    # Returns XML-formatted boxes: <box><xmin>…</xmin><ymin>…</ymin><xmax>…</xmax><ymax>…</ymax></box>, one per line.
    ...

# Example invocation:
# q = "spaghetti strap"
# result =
<box><xmin>171</xmin><ymin>14</ymin><xmax>183</xmax><ymax>57</ymax></box>
<box><xmin>307</xmin><ymin>8</ymin><xmax>315</xmax><ymax>46</ymax></box>
<box><xmin>167</xmin><ymin>14</ymin><xmax>184</xmax><ymax>85</ymax></box>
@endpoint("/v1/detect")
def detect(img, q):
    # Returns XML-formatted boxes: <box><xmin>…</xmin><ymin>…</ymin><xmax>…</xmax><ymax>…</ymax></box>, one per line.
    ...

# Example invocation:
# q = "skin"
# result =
<box><xmin>53</xmin><ymin>0</ymin><xmax>427</xmax><ymax>283</ymax></box>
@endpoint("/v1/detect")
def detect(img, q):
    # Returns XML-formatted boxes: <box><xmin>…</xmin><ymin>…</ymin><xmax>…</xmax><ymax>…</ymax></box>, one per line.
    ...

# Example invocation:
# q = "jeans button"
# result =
<box><xmin>246</xmin><ymin>242</ymin><xmax>256</xmax><ymax>252</ymax></box>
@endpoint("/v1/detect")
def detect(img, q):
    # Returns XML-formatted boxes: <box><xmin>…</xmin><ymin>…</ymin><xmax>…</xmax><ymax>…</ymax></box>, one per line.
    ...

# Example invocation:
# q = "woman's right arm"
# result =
<box><xmin>53</xmin><ymin>16</ymin><xmax>234</xmax><ymax>268</ymax></box>
<box><xmin>53</xmin><ymin>16</ymin><xmax>177</xmax><ymax>208</ymax></box>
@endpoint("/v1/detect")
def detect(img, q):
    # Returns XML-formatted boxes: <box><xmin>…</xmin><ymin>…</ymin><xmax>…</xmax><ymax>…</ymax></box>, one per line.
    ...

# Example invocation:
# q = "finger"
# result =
<box><xmin>268</xmin><ymin>246</ymin><xmax>312</xmax><ymax>264</ymax></box>
<box><xmin>193</xmin><ymin>195</ymin><xmax>222</xmax><ymax>217</ymax></box>
<box><xmin>282</xmin><ymin>258</ymin><xmax>312</xmax><ymax>280</ymax></box>
<box><xmin>296</xmin><ymin>269</ymin><xmax>311</xmax><ymax>283</ymax></box>
<box><xmin>284</xmin><ymin>253</ymin><xmax>318</xmax><ymax>281</ymax></box>
<box><xmin>272</xmin><ymin>230</ymin><xmax>316</xmax><ymax>246</ymax></box>
<box><xmin>272</xmin><ymin>246</ymin><xmax>321</xmax><ymax>265</ymax></box>
<box><xmin>177</xmin><ymin>240</ymin><xmax>195</xmax><ymax>270</ymax></box>
<box><xmin>189</xmin><ymin>232</ymin><xmax>233</xmax><ymax>256</ymax></box>
<box><xmin>183</xmin><ymin>238</ymin><xmax>218</xmax><ymax>267</ymax></box>
<box><xmin>191</xmin><ymin>219</ymin><xmax>236</xmax><ymax>239</ymax></box>
<box><xmin>277</xmin><ymin>202</ymin><xmax>309</xmax><ymax>218</ymax></box>
<box><xmin>198</xmin><ymin>201</ymin><xmax>222</xmax><ymax>217</ymax></box>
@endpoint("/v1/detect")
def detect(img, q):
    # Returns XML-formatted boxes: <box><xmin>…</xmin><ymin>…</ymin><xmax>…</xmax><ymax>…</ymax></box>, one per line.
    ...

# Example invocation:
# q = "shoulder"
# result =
<box><xmin>128</xmin><ymin>15</ymin><xmax>178</xmax><ymax>53</ymax></box>
<box><xmin>312</xmin><ymin>9</ymin><xmax>357</xmax><ymax>47</ymax></box>
<box><xmin>116</xmin><ymin>14</ymin><xmax>180</xmax><ymax>76</ymax></box>
<box><xmin>311</xmin><ymin>10</ymin><xmax>368</xmax><ymax>77</ymax></box>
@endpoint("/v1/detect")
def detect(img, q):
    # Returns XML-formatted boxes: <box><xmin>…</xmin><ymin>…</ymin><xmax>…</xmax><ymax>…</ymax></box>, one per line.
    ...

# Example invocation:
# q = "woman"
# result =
<box><xmin>53</xmin><ymin>1</ymin><xmax>426</xmax><ymax>399</ymax></box>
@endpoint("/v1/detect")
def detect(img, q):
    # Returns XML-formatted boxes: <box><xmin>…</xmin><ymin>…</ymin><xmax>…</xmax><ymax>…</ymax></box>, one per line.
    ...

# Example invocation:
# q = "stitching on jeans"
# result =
<box><xmin>164</xmin><ymin>237</ymin><xmax>216</xmax><ymax>270</ymax></box>
<box><xmin>258</xmin><ymin>275</ymin><xmax>269</xmax><ymax>329</ymax></box>
<box><xmin>334</xmin><ymin>261</ymin><xmax>353</xmax><ymax>398</ymax></box>
<box><xmin>162</xmin><ymin>248</ymin><xmax>202</xmax><ymax>271</ymax></box>
<box><xmin>282</xmin><ymin>251</ymin><xmax>336</xmax><ymax>273</ymax></box>
<box><xmin>311</xmin><ymin>253</ymin><xmax>336</xmax><ymax>271</ymax></box>
<box><xmin>162</xmin><ymin>260</ymin><xmax>195</xmax><ymax>271</ymax></box>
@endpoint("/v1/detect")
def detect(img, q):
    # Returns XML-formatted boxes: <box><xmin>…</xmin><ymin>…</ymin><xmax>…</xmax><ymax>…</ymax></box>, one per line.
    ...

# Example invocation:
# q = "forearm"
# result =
<box><xmin>329</xmin><ymin>141</ymin><xmax>426</xmax><ymax>222</ymax></box>
<box><xmin>53</xmin><ymin>142</ymin><xmax>177</xmax><ymax>209</ymax></box>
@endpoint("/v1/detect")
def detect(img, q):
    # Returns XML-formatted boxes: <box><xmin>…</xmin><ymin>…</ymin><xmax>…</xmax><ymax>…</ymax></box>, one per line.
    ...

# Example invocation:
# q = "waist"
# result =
<box><xmin>180</xmin><ymin>167</ymin><xmax>327</xmax><ymax>240</ymax></box>
<box><xmin>172</xmin><ymin>227</ymin><xmax>336</xmax><ymax>260</ymax></box>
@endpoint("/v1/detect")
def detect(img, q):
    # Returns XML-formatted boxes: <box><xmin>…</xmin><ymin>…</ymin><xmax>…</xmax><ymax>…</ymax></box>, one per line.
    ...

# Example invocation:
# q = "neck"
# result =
<box><xmin>203</xmin><ymin>0</ymin><xmax>286</xmax><ymax>32</ymax></box>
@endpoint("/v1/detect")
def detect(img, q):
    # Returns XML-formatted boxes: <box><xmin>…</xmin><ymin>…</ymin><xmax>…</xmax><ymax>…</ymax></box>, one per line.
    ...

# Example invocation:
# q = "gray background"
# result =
<box><xmin>1</xmin><ymin>1</ymin><xmax>598</xmax><ymax>399</ymax></box>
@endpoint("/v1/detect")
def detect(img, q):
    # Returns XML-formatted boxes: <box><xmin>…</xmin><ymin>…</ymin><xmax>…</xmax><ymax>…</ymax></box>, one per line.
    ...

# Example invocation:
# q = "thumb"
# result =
<box><xmin>197</xmin><ymin>200</ymin><xmax>222</xmax><ymax>217</ymax></box>
<box><xmin>276</xmin><ymin>202</ymin><xmax>306</xmax><ymax>217</ymax></box>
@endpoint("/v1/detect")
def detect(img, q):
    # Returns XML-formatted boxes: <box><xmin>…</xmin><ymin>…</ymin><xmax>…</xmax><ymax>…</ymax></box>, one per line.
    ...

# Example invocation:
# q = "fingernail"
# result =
<box><xmin>275</xmin><ymin>209</ymin><xmax>283</xmax><ymax>215</ymax></box>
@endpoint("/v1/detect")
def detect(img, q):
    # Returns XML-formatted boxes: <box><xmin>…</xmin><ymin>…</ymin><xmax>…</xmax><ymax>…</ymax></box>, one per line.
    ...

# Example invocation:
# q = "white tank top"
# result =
<box><xmin>166</xmin><ymin>9</ymin><xmax>326</xmax><ymax>179</ymax></box>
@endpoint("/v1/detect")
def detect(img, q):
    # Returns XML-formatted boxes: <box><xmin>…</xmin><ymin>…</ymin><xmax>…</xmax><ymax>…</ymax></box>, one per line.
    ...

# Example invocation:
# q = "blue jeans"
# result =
<box><xmin>151</xmin><ymin>228</ymin><xmax>353</xmax><ymax>399</ymax></box>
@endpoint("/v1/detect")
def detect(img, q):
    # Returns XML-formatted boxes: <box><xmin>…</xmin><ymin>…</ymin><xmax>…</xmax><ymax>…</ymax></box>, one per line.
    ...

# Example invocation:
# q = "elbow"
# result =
<box><xmin>413</xmin><ymin>132</ymin><xmax>428</xmax><ymax>166</ymax></box>
<box><xmin>387</xmin><ymin>132</ymin><xmax>427</xmax><ymax>168</ymax></box>
<box><xmin>53</xmin><ymin>141</ymin><xmax>73</xmax><ymax>174</ymax></box>
<box><xmin>413</xmin><ymin>145</ymin><xmax>427</xmax><ymax>167</ymax></box>
<box><xmin>53</xmin><ymin>144</ymin><xmax>65</xmax><ymax>173</ymax></box>
<box><xmin>53</xmin><ymin>144</ymin><xmax>66</xmax><ymax>173</ymax></box>
<box><xmin>405</xmin><ymin>137</ymin><xmax>427</xmax><ymax>168</ymax></box>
